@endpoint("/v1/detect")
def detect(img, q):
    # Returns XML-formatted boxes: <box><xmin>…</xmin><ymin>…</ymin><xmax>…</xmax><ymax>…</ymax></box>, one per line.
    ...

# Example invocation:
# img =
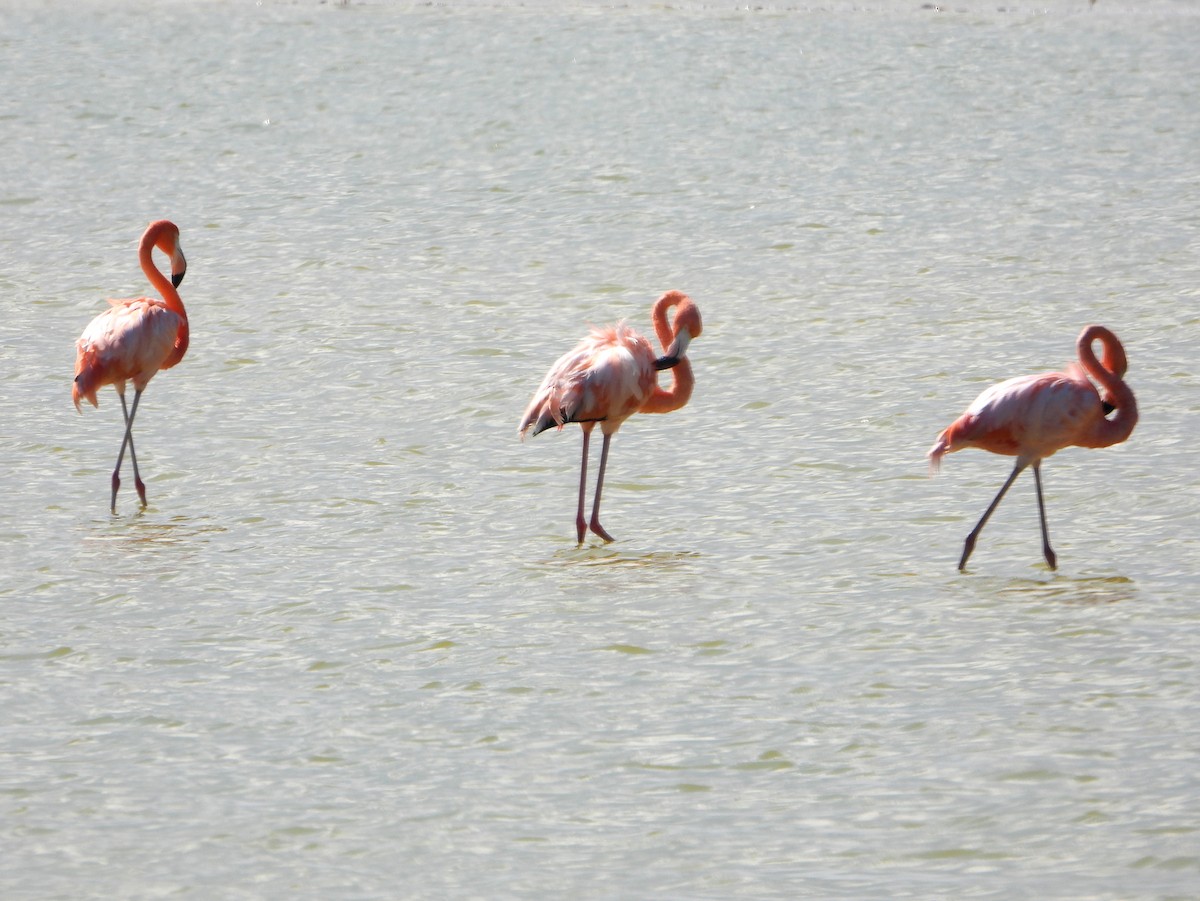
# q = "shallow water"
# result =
<box><xmin>2</xmin><ymin>1</ymin><xmax>1199</xmax><ymax>898</ymax></box>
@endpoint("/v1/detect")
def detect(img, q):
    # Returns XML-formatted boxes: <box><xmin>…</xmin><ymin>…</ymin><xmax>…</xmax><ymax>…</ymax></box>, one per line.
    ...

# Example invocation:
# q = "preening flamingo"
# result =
<box><xmin>73</xmin><ymin>220</ymin><xmax>189</xmax><ymax>513</ymax></box>
<box><xmin>928</xmin><ymin>324</ymin><xmax>1137</xmax><ymax>571</ymax></box>
<box><xmin>519</xmin><ymin>290</ymin><xmax>703</xmax><ymax>544</ymax></box>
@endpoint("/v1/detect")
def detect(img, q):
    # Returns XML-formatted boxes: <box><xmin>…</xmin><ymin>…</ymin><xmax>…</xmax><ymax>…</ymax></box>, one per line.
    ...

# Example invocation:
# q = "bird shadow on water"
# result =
<box><xmin>70</xmin><ymin>513</ymin><xmax>231</xmax><ymax>580</ymax></box>
<box><xmin>82</xmin><ymin>511</ymin><xmax>228</xmax><ymax>550</ymax></box>
<box><xmin>988</xmin><ymin>572</ymin><xmax>1139</xmax><ymax>607</ymax></box>
<box><xmin>531</xmin><ymin>543</ymin><xmax>702</xmax><ymax>571</ymax></box>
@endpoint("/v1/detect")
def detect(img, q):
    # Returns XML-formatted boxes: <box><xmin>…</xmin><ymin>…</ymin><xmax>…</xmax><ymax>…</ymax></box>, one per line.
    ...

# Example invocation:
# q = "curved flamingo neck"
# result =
<box><xmin>139</xmin><ymin>221</ymin><xmax>189</xmax><ymax>368</ymax></box>
<box><xmin>140</xmin><ymin>225</ymin><xmax>184</xmax><ymax>314</ymax></box>
<box><xmin>1077</xmin><ymin>325</ymin><xmax>1137</xmax><ymax>448</ymax></box>
<box><xmin>651</xmin><ymin>290</ymin><xmax>686</xmax><ymax>354</ymax></box>
<box><xmin>641</xmin><ymin>359</ymin><xmax>694</xmax><ymax>415</ymax></box>
<box><xmin>642</xmin><ymin>291</ymin><xmax>699</xmax><ymax>416</ymax></box>
<box><xmin>1098</xmin><ymin>329</ymin><xmax>1127</xmax><ymax>379</ymax></box>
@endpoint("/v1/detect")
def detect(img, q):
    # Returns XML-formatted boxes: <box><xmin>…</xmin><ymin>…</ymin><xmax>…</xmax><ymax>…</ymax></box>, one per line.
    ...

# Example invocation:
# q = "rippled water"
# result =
<box><xmin>2</xmin><ymin>1</ymin><xmax>1198</xmax><ymax>898</ymax></box>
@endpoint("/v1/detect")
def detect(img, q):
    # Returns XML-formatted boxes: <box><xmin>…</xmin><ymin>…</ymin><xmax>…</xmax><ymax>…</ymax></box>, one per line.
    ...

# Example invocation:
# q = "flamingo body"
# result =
<box><xmin>520</xmin><ymin>290</ymin><xmax>703</xmax><ymax>544</ymax></box>
<box><xmin>519</xmin><ymin>322</ymin><xmax>657</xmax><ymax>440</ymax></box>
<box><xmin>73</xmin><ymin>299</ymin><xmax>185</xmax><ymax>410</ymax></box>
<box><xmin>73</xmin><ymin>219</ymin><xmax>188</xmax><ymax>513</ymax></box>
<box><xmin>929</xmin><ymin>366</ymin><xmax>1104</xmax><ymax>468</ymax></box>
<box><xmin>929</xmin><ymin>325</ymin><xmax>1137</xmax><ymax>570</ymax></box>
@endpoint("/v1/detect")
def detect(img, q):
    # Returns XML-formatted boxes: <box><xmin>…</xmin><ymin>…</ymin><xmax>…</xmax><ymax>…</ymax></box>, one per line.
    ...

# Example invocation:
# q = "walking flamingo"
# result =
<box><xmin>73</xmin><ymin>220</ymin><xmax>189</xmax><ymax>513</ymax></box>
<box><xmin>928</xmin><ymin>324</ymin><xmax>1137</xmax><ymax>571</ymax></box>
<box><xmin>519</xmin><ymin>290</ymin><xmax>703</xmax><ymax>544</ymax></box>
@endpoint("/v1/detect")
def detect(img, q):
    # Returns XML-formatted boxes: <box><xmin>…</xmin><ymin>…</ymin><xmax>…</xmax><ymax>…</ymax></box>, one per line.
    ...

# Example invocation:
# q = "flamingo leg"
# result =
<box><xmin>124</xmin><ymin>390</ymin><xmax>148</xmax><ymax>508</ymax></box>
<box><xmin>1032</xmin><ymin>462</ymin><xmax>1057</xmax><ymax>570</ymax></box>
<box><xmin>575</xmin><ymin>426</ymin><xmax>591</xmax><ymax>545</ymax></box>
<box><xmin>588</xmin><ymin>432</ymin><xmax>616</xmax><ymax>543</ymax></box>
<box><xmin>113</xmin><ymin>390</ymin><xmax>148</xmax><ymax>513</ymax></box>
<box><xmin>959</xmin><ymin>461</ymin><xmax>1026</xmax><ymax>571</ymax></box>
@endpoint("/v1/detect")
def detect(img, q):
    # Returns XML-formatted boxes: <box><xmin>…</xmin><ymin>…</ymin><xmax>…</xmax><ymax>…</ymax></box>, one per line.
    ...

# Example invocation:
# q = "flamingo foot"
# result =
<box><xmin>1042</xmin><ymin>543</ymin><xmax>1057</xmax><ymax>570</ymax></box>
<box><xmin>589</xmin><ymin>516</ymin><xmax>615</xmax><ymax>543</ymax></box>
<box><xmin>135</xmin><ymin>477</ymin><xmax>148</xmax><ymax>508</ymax></box>
<box><xmin>958</xmin><ymin>533</ymin><xmax>977</xmax><ymax>572</ymax></box>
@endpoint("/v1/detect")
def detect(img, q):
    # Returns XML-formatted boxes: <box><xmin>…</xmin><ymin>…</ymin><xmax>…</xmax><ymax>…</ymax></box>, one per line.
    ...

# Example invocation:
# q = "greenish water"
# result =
<box><xmin>1</xmin><ymin>1</ymin><xmax>1197</xmax><ymax>898</ymax></box>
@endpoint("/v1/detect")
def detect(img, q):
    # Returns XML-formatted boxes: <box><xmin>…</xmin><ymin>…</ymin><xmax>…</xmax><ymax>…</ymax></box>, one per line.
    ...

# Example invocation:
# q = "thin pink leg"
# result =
<box><xmin>113</xmin><ymin>391</ymin><xmax>148</xmax><ymax>513</ymax></box>
<box><xmin>126</xmin><ymin>391</ymin><xmax>147</xmax><ymax>508</ymax></box>
<box><xmin>959</xmin><ymin>461</ymin><xmax>1025</xmax><ymax>571</ymax></box>
<box><xmin>575</xmin><ymin>426</ymin><xmax>592</xmax><ymax>544</ymax></box>
<box><xmin>1032</xmin><ymin>462</ymin><xmax>1057</xmax><ymax>570</ymax></box>
<box><xmin>112</xmin><ymin>392</ymin><xmax>133</xmax><ymax>513</ymax></box>
<box><xmin>588</xmin><ymin>431</ymin><xmax>616</xmax><ymax>543</ymax></box>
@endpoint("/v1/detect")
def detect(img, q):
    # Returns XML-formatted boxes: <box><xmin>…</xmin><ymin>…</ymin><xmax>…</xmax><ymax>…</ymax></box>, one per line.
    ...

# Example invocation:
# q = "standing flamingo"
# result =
<box><xmin>73</xmin><ymin>220</ymin><xmax>189</xmax><ymax>513</ymax></box>
<box><xmin>928</xmin><ymin>324</ymin><xmax>1137</xmax><ymax>571</ymax></box>
<box><xmin>519</xmin><ymin>290</ymin><xmax>703</xmax><ymax>544</ymax></box>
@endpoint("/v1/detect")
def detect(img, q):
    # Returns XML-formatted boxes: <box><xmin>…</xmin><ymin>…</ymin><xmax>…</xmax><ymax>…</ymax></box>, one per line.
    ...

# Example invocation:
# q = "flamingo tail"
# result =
<box><xmin>72</xmin><ymin>350</ymin><xmax>103</xmax><ymax>412</ymax></box>
<box><xmin>927</xmin><ymin>429</ymin><xmax>952</xmax><ymax>475</ymax></box>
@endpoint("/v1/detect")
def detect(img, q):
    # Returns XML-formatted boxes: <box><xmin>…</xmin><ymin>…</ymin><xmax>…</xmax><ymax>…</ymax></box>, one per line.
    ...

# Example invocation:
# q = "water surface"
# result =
<box><xmin>1</xmin><ymin>1</ymin><xmax>1198</xmax><ymax>898</ymax></box>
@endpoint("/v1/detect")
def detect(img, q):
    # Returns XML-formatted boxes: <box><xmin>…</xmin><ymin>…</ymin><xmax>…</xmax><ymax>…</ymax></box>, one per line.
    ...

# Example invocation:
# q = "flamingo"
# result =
<box><xmin>73</xmin><ymin>219</ymin><xmax>189</xmax><ymax>514</ymax></box>
<box><xmin>928</xmin><ymin>324</ymin><xmax>1137</xmax><ymax>571</ymax></box>
<box><xmin>519</xmin><ymin>290</ymin><xmax>703</xmax><ymax>544</ymax></box>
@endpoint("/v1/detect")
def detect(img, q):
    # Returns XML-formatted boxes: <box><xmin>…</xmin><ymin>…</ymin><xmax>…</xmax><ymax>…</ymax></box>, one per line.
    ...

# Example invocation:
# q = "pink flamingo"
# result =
<box><xmin>928</xmin><ymin>324</ymin><xmax>1137</xmax><ymax>571</ymax></box>
<box><xmin>519</xmin><ymin>290</ymin><xmax>703</xmax><ymax>544</ymax></box>
<box><xmin>73</xmin><ymin>220</ymin><xmax>189</xmax><ymax>513</ymax></box>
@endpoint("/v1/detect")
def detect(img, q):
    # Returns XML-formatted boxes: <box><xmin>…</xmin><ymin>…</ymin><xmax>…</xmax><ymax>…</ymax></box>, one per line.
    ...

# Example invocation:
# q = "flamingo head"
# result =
<box><xmin>146</xmin><ymin>220</ymin><xmax>187</xmax><ymax>288</ymax></box>
<box><xmin>171</xmin><ymin>247</ymin><xmax>186</xmax><ymax>287</ymax></box>
<box><xmin>654</xmin><ymin>294</ymin><xmax>703</xmax><ymax>370</ymax></box>
<box><xmin>167</xmin><ymin>234</ymin><xmax>187</xmax><ymax>288</ymax></box>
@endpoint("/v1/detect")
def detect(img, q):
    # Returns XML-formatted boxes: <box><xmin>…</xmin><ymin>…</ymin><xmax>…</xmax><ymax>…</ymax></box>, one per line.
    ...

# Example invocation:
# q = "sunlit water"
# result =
<box><xmin>2</xmin><ymin>0</ymin><xmax>1198</xmax><ymax>897</ymax></box>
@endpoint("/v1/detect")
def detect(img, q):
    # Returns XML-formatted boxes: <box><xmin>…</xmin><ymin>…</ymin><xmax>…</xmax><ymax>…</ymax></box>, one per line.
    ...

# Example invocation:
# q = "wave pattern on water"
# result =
<box><xmin>1</xmin><ymin>1</ymin><xmax>1198</xmax><ymax>898</ymax></box>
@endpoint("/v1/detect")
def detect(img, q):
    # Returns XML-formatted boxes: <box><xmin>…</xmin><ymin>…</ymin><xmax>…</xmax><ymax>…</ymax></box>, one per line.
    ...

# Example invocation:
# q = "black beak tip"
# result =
<box><xmin>172</xmin><ymin>271</ymin><xmax>185</xmax><ymax>288</ymax></box>
<box><xmin>654</xmin><ymin>355</ymin><xmax>679</xmax><ymax>371</ymax></box>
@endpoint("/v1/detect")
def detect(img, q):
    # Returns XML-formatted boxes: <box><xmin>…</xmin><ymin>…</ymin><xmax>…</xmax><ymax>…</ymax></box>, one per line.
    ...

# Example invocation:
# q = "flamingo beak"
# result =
<box><xmin>171</xmin><ymin>244</ymin><xmax>187</xmax><ymax>288</ymax></box>
<box><xmin>654</xmin><ymin>328</ymin><xmax>693</xmax><ymax>370</ymax></box>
